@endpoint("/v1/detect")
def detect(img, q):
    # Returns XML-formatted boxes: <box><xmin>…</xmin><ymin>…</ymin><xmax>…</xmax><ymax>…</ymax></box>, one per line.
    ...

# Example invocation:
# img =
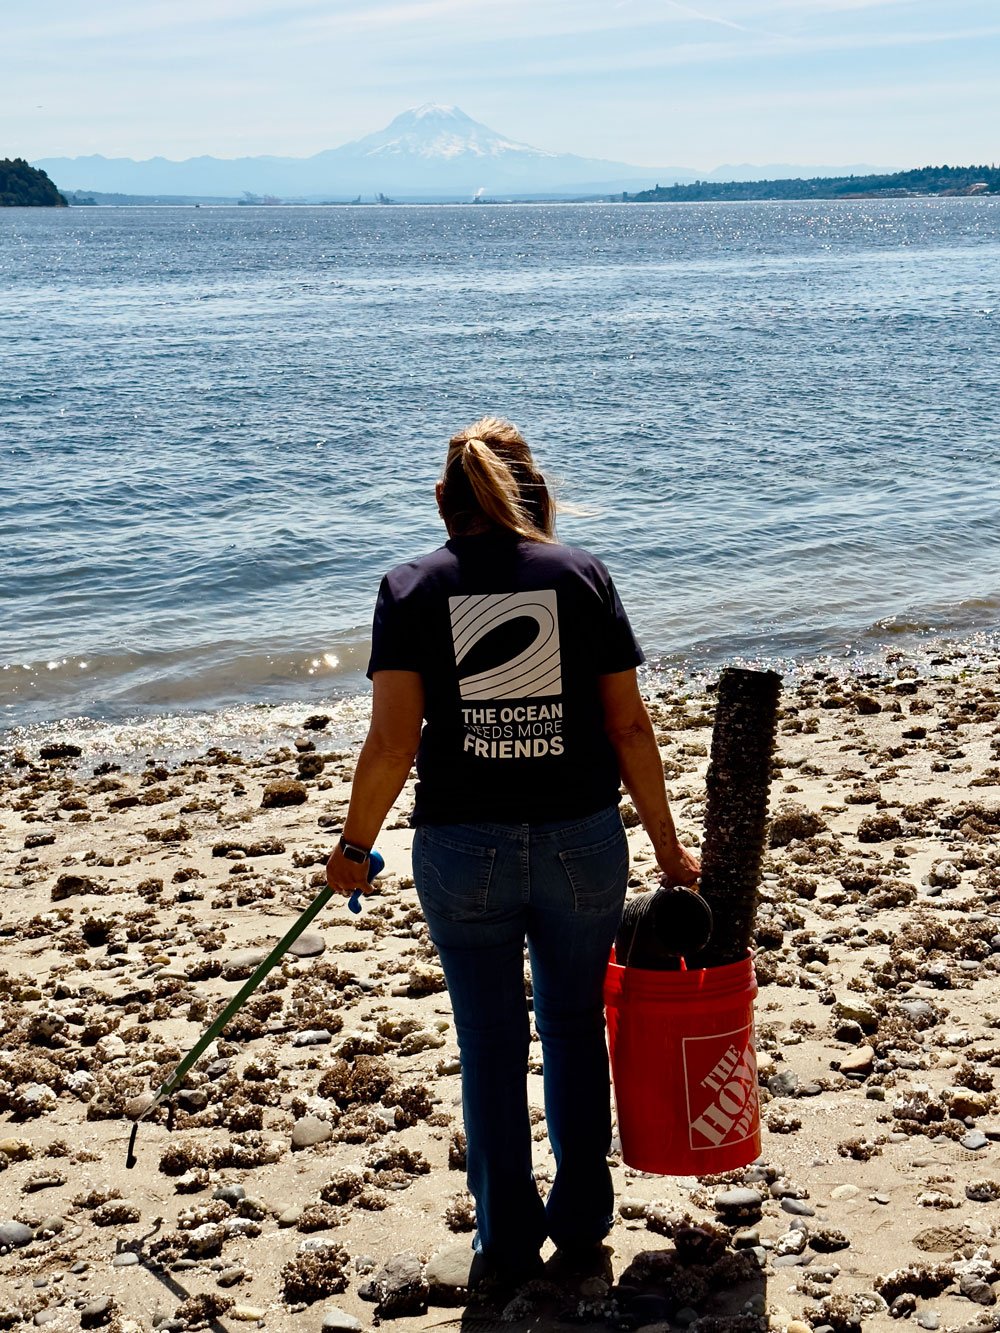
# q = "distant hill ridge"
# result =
<box><xmin>0</xmin><ymin>159</ymin><xmax>66</xmax><ymax>206</ymax></box>
<box><xmin>627</xmin><ymin>164</ymin><xmax>999</xmax><ymax>202</ymax></box>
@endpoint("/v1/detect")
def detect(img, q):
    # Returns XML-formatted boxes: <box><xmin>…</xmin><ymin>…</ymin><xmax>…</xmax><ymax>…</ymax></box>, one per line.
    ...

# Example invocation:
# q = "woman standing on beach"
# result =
<box><xmin>327</xmin><ymin>417</ymin><xmax>699</xmax><ymax>1281</ymax></box>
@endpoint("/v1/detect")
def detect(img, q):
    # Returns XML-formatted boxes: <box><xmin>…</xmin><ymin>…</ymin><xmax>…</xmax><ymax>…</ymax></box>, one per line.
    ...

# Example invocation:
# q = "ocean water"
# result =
<box><xmin>3</xmin><ymin>199</ymin><xmax>999</xmax><ymax>752</ymax></box>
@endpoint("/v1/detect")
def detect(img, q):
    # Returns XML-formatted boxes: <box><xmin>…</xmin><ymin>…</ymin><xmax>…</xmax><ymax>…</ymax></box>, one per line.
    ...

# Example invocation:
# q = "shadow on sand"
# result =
<box><xmin>420</xmin><ymin>1239</ymin><xmax>767</xmax><ymax>1333</ymax></box>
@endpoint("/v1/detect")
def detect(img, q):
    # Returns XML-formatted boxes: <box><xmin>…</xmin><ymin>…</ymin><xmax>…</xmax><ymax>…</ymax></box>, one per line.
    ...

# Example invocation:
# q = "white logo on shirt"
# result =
<box><xmin>449</xmin><ymin>590</ymin><xmax>562</xmax><ymax>701</ymax></box>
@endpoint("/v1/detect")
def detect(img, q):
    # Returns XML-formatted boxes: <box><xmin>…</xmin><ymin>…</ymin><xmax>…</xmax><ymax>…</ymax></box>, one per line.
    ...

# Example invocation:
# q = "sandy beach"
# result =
<box><xmin>2</xmin><ymin>660</ymin><xmax>999</xmax><ymax>1333</ymax></box>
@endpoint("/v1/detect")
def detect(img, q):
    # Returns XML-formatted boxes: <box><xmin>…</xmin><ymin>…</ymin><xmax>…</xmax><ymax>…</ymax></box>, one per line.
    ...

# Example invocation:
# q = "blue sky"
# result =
<box><xmin>8</xmin><ymin>0</ymin><xmax>999</xmax><ymax>169</ymax></box>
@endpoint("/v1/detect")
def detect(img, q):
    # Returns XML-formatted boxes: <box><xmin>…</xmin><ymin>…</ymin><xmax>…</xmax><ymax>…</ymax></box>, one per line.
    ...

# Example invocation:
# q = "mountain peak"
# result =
<box><xmin>406</xmin><ymin>103</ymin><xmax>465</xmax><ymax>120</ymax></box>
<box><xmin>342</xmin><ymin>104</ymin><xmax>547</xmax><ymax>163</ymax></box>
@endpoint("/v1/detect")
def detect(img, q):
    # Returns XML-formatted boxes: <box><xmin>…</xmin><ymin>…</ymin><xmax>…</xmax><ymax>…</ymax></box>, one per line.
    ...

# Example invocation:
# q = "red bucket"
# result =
<box><xmin>604</xmin><ymin>952</ymin><xmax>760</xmax><ymax>1176</ymax></box>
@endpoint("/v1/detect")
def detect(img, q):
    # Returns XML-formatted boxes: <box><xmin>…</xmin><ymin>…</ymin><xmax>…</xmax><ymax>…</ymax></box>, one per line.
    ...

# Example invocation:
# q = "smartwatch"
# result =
<box><xmin>338</xmin><ymin>837</ymin><xmax>371</xmax><ymax>864</ymax></box>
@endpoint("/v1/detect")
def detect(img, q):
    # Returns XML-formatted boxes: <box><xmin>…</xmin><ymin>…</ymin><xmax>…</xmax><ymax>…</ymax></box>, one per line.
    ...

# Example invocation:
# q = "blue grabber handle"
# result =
<box><xmin>349</xmin><ymin>849</ymin><xmax>385</xmax><ymax>914</ymax></box>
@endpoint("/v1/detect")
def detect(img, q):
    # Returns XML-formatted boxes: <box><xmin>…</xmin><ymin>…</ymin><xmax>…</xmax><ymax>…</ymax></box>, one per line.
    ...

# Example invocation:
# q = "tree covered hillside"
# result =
<box><xmin>1</xmin><ymin>159</ymin><xmax>67</xmax><ymax>206</ymax></box>
<box><xmin>627</xmin><ymin>163</ymin><xmax>999</xmax><ymax>203</ymax></box>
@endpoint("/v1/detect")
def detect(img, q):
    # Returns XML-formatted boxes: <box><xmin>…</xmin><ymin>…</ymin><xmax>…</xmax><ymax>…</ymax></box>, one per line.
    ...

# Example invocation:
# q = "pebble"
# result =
<box><xmin>0</xmin><ymin>1220</ymin><xmax>35</xmax><ymax>1248</ymax></box>
<box><xmin>96</xmin><ymin>1034</ymin><xmax>128</xmax><ymax>1062</ymax></box>
<box><xmin>217</xmin><ymin>1268</ymin><xmax>245</xmax><ymax>1288</ymax></box>
<box><xmin>80</xmin><ymin>1296</ymin><xmax>114</xmax><ymax>1329</ymax></box>
<box><xmin>775</xmin><ymin>1230</ymin><xmax>808</xmax><ymax>1256</ymax></box>
<box><xmin>839</xmin><ymin>1045</ymin><xmax>875</xmax><ymax>1077</ymax></box>
<box><xmin>34</xmin><ymin>1311</ymin><xmax>60</xmax><ymax>1327</ymax></box>
<box><xmin>277</xmin><ymin>1207</ymin><xmax>303</xmax><ymax>1227</ymax></box>
<box><xmin>291</xmin><ymin>1115</ymin><xmax>333</xmax><ymax>1148</ymax></box>
<box><xmin>772</xmin><ymin>1253</ymin><xmax>809</xmax><ymax>1268</ymax></box>
<box><xmin>780</xmin><ymin>1198</ymin><xmax>816</xmax><ymax>1217</ymax></box>
<box><xmin>213</xmin><ymin>1184</ymin><xmax>246</xmax><ymax>1206</ymax></box>
<box><xmin>292</xmin><ymin>1029</ymin><xmax>333</xmax><ymax>1047</ymax></box>
<box><xmin>112</xmin><ymin>1252</ymin><xmax>140</xmax><ymax>1267</ymax></box>
<box><xmin>625</xmin><ymin>1294</ymin><xmax>672</xmax><ymax>1323</ymax></box>
<box><xmin>0</xmin><ymin>1137</ymin><xmax>34</xmax><ymax>1159</ymax></box>
<box><xmin>618</xmin><ymin>1197</ymin><xmax>647</xmax><ymax>1220</ymax></box>
<box><xmin>714</xmin><ymin>1187</ymin><xmax>765</xmax><ymax>1221</ymax></box>
<box><xmin>425</xmin><ymin>1244</ymin><xmax>473</xmax><ymax>1299</ymax></box>
<box><xmin>288</xmin><ymin>931</ymin><xmax>326</xmax><ymax>958</ymax></box>
<box><xmin>900</xmin><ymin>999</ymin><xmax>939</xmax><ymax>1026</ymax></box>
<box><xmin>833</xmin><ymin>997</ymin><xmax>879</xmax><ymax>1030</ymax></box>
<box><xmin>960</xmin><ymin>1131</ymin><xmax>989</xmax><ymax>1151</ymax></box>
<box><xmin>830</xmin><ymin>1185</ymin><xmax>860</xmax><ymax>1201</ymax></box>
<box><xmin>768</xmin><ymin>1070</ymin><xmax>799</xmax><ymax>1097</ymax></box>
<box><xmin>230</xmin><ymin>1307</ymin><xmax>266</xmax><ymax>1323</ymax></box>
<box><xmin>372</xmin><ymin>1252</ymin><xmax>429</xmax><ymax>1318</ymax></box>
<box><xmin>322</xmin><ymin>1309</ymin><xmax>363</xmax><ymax>1332</ymax></box>
<box><xmin>733</xmin><ymin>1228</ymin><xmax>760</xmax><ymax>1248</ymax></box>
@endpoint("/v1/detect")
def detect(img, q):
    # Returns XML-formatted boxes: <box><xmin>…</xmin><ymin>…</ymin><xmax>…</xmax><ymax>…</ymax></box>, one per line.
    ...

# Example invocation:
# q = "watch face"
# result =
<box><xmin>341</xmin><ymin>841</ymin><xmax>368</xmax><ymax>863</ymax></box>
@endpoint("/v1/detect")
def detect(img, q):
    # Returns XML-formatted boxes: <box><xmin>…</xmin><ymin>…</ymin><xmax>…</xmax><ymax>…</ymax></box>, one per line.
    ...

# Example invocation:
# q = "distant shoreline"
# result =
<box><xmin>623</xmin><ymin>163</ymin><xmax>998</xmax><ymax>204</ymax></box>
<box><xmin>50</xmin><ymin>163</ymin><xmax>1000</xmax><ymax>208</ymax></box>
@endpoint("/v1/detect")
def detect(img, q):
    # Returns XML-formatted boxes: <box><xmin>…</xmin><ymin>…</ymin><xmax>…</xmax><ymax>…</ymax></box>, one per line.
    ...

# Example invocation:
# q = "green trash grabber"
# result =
<box><xmin>125</xmin><ymin>849</ymin><xmax>384</xmax><ymax>1168</ymax></box>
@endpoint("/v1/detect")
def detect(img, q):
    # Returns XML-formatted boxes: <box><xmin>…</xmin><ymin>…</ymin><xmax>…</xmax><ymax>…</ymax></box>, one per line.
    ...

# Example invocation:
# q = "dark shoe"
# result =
<box><xmin>468</xmin><ymin>1250</ymin><xmax>545</xmax><ymax>1296</ymax></box>
<box><xmin>545</xmin><ymin>1241</ymin><xmax>614</xmax><ymax>1288</ymax></box>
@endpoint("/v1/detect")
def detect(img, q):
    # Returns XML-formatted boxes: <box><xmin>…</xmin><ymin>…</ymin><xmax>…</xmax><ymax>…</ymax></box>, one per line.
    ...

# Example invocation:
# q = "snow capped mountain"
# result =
<box><xmin>34</xmin><ymin>105</ymin><xmax>692</xmax><ymax>199</ymax></box>
<box><xmin>341</xmin><ymin>104</ymin><xmax>558</xmax><ymax>162</ymax></box>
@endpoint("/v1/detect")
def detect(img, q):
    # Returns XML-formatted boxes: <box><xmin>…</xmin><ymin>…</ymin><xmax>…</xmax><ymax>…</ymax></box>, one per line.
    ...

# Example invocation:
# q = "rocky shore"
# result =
<box><xmin>2</xmin><ymin>660</ymin><xmax>999</xmax><ymax>1333</ymax></box>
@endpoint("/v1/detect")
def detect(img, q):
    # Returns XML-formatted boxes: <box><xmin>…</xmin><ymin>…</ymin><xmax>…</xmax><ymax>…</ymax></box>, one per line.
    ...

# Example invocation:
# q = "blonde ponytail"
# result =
<box><xmin>439</xmin><ymin>417</ymin><xmax>556</xmax><ymax>542</ymax></box>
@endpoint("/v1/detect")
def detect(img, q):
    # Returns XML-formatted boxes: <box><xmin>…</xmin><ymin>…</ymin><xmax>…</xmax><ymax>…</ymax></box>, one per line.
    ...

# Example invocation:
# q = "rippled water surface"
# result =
<box><xmin>3</xmin><ymin>200</ymin><xmax>999</xmax><ymax>739</ymax></box>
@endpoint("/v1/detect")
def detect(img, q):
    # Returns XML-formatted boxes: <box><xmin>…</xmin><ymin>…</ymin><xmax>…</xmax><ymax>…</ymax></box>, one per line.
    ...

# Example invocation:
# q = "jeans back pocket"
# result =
<box><xmin>558</xmin><ymin>826</ymin><xmax>628</xmax><ymax>915</ymax></box>
<box><xmin>415</xmin><ymin>827</ymin><xmax>498</xmax><ymax>922</ymax></box>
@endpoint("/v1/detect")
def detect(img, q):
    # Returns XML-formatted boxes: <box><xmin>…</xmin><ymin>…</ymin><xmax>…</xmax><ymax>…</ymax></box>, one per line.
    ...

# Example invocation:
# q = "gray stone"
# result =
<box><xmin>292</xmin><ymin>1029</ymin><xmax>333</xmax><ymax>1047</ymax></box>
<box><xmin>733</xmin><ymin>1228</ymin><xmax>760</xmax><ymax>1248</ymax></box>
<box><xmin>675</xmin><ymin>1307</ymin><xmax>700</xmax><ymax>1325</ymax></box>
<box><xmin>34</xmin><ymin>1312</ymin><xmax>60</xmax><ymax>1327</ymax></box>
<box><xmin>714</xmin><ymin>1187</ymin><xmax>765</xmax><ymax>1220</ymax></box>
<box><xmin>291</xmin><ymin>1115</ymin><xmax>333</xmax><ymax>1149</ymax></box>
<box><xmin>772</xmin><ymin>1253</ymin><xmax>809</xmax><ymax>1268</ymax></box>
<box><xmin>217</xmin><ymin>1268</ymin><xmax>245</xmax><ymax>1288</ymax></box>
<box><xmin>617</xmin><ymin>1197</ymin><xmax>647</xmax><ymax>1220</ymax></box>
<box><xmin>112</xmin><ymin>1251</ymin><xmax>140</xmax><ymax>1267</ymax></box>
<box><xmin>373</xmin><ymin>1252</ymin><xmax>429</xmax><ymax>1319</ymax></box>
<box><xmin>830</xmin><ymin>1185</ymin><xmax>860</xmax><ymax>1201</ymax></box>
<box><xmin>899</xmin><ymin>999</ymin><xmax>939</xmax><ymax>1026</ymax></box>
<box><xmin>425</xmin><ymin>1244</ymin><xmax>474</xmax><ymax>1301</ymax></box>
<box><xmin>915</xmin><ymin>1315</ymin><xmax>940</xmax><ymax>1331</ymax></box>
<box><xmin>625</xmin><ymin>1294</ymin><xmax>672</xmax><ymax>1323</ymax></box>
<box><xmin>0</xmin><ymin>1220</ymin><xmax>35</xmax><ymax>1248</ymax></box>
<box><xmin>80</xmin><ymin>1296</ymin><xmax>114</xmax><ymax>1328</ymax></box>
<box><xmin>213</xmin><ymin>1184</ymin><xmax>246</xmax><ymax>1206</ymax></box>
<box><xmin>288</xmin><ymin>932</ymin><xmax>326</xmax><ymax>958</ymax></box>
<box><xmin>768</xmin><ymin>1070</ymin><xmax>799</xmax><ymax>1097</ymax></box>
<box><xmin>958</xmin><ymin>1272</ymin><xmax>996</xmax><ymax>1306</ymax></box>
<box><xmin>960</xmin><ymin>1131</ymin><xmax>989</xmax><ymax>1151</ymax></box>
<box><xmin>277</xmin><ymin>1207</ymin><xmax>302</xmax><ymax>1227</ymax></box>
<box><xmin>780</xmin><ymin>1198</ymin><xmax>816</xmax><ymax>1217</ymax></box>
<box><xmin>322</xmin><ymin>1308</ymin><xmax>363</xmax><ymax>1333</ymax></box>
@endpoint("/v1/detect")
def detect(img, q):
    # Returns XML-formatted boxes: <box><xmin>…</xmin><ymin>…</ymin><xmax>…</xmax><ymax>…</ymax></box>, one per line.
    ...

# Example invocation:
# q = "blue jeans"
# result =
<box><xmin>412</xmin><ymin>805</ymin><xmax>628</xmax><ymax>1269</ymax></box>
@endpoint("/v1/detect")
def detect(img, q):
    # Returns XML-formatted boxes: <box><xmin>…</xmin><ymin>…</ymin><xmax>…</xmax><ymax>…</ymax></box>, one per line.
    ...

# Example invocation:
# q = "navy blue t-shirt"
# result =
<box><xmin>366</xmin><ymin>532</ymin><xmax>644</xmax><ymax>824</ymax></box>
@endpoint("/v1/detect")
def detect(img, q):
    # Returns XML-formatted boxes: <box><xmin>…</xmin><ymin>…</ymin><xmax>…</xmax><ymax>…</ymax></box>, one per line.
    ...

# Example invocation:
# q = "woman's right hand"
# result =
<box><xmin>657</xmin><ymin>841</ymin><xmax>701</xmax><ymax>889</ymax></box>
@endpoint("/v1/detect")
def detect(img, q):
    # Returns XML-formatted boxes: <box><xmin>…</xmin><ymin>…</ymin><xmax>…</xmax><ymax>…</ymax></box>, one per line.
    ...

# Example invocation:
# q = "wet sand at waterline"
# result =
<box><xmin>2</xmin><ymin>664</ymin><xmax>999</xmax><ymax>1333</ymax></box>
